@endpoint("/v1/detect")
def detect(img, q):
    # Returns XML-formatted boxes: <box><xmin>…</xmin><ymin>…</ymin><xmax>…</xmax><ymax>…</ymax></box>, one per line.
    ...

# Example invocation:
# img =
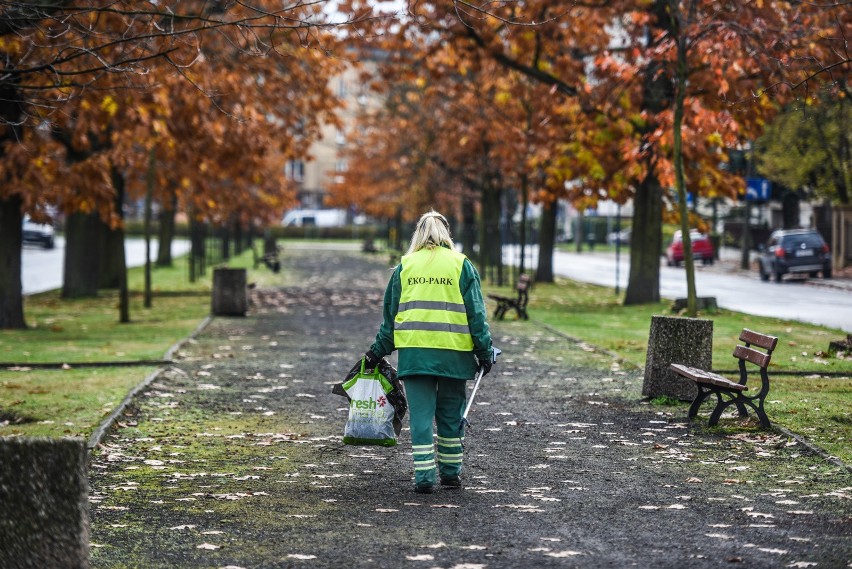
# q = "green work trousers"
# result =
<box><xmin>403</xmin><ymin>375</ymin><xmax>467</xmax><ymax>487</ymax></box>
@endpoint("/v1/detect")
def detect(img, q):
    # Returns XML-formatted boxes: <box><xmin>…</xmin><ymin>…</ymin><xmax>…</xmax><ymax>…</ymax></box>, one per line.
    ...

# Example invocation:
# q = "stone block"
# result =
<box><xmin>211</xmin><ymin>267</ymin><xmax>248</xmax><ymax>316</ymax></box>
<box><xmin>643</xmin><ymin>315</ymin><xmax>713</xmax><ymax>401</ymax></box>
<box><xmin>0</xmin><ymin>437</ymin><xmax>90</xmax><ymax>569</ymax></box>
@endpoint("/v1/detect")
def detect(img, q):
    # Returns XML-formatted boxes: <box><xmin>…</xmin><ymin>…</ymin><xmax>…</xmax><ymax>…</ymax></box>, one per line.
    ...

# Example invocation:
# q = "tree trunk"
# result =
<box><xmin>156</xmin><ymin>189</ymin><xmax>177</xmax><ymax>267</ymax></box>
<box><xmin>519</xmin><ymin>173</ymin><xmax>529</xmax><ymax>276</ymax></box>
<box><xmin>672</xmin><ymin>28</ymin><xmax>697</xmax><ymax>317</ymax></box>
<box><xmin>144</xmin><ymin>149</ymin><xmax>154</xmax><ymax>309</ymax></box>
<box><xmin>479</xmin><ymin>183</ymin><xmax>502</xmax><ymax>284</ymax></box>
<box><xmin>624</xmin><ymin>174</ymin><xmax>663</xmax><ymax>305</ymax></box>
<box><xmin>98</xmin><ymin>219</ymin><xmax>124</xmax><ymax>289</ymax></box>
<box><xmin>62</xmin><ymin>211</ymin><xmax>103</xmax><ymax>298</ymax></box>
<box><xmin>461</xmin><ymin>196</ymin><xmax>476</xmax><ymax>257</ymax></box>
<box><xmin>0</xmin><ymin>196</ymin><xmax>26</xmax><ymax>329</ymax></box>
<box><xmin>110</xmin><ymin>165</ymin><xmax>130</xmax><ymax>323</ymax></box>
<box><xmin>536</xmin><ymin>199</ymin><xmax>557</xmax><ymax>283</ymax></box>
<box><xmin>0</xmin><ymin>80</ymin><xmax>26</xmax><ymax>329</ymax></box>
<box><xmin>233</xmin><ymin>218</ymin><xmax>244</xmax><ymax>256</ymax></box>
<box><xmin>220</xmin><ymin>224</ymin><xmax>231</xmax><ymax>261</ymax></box>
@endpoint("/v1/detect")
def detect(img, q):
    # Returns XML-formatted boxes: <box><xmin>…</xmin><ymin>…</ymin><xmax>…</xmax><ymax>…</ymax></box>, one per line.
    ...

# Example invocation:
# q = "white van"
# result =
<box><xmin>281</xmin><ymin>208</ymin><xmax>348</xmax><ymax>228</ymax></box>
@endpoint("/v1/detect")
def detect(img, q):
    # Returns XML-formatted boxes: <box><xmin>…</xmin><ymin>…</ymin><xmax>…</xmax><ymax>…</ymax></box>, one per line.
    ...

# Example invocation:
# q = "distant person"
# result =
<box><xmin>364</xmin><ymin>210</ymin><xmax>493</xmax><ymax>493</ymax></box>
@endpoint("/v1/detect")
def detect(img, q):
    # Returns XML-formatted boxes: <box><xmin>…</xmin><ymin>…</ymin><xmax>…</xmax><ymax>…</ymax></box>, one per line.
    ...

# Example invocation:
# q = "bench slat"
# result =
<box><xmin>733</xmin><ymin>345</ymin><xmax>771</xmax><ymax>368</ymax></box>
<box><xmin>740</xmin><ymin>329</ymin><xmax>778</xmax><ymax>351</ymax></box>
<box><xmin>670</xmin><ymin>364</ymin><xmax>747</xmax><ymax>391</ymax></box>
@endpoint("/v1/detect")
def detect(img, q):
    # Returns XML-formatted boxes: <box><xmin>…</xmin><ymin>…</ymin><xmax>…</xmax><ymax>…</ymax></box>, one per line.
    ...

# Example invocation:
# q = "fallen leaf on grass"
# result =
<box><xmin>431</xmin><ymin>504</ymin><xmax>460</xmax><ymax>508</ymax></box>
<box><xmin>287</xmin><ymin>554</ymin><xmax>317</xmax><ymax>560</ymax></box>
<box><xmin>196</xmin><ymin>543</ymin><xmax>220</xmax><ymax>550</ymax></box>
<box><xmin>406</xmin><ymin>554</ymin><xmax>434</xmax><ymax>561</ymax></box>
<box><xmin>375</xmin><ymin>508</ymin><xmax>398</xmax><ymax>513</ymax></box>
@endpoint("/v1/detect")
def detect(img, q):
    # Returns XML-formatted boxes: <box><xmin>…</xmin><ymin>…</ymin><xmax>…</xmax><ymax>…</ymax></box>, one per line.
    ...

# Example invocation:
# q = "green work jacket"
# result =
<box><xmin>371</xmin><ymin>246</ymin><xmax>492</xmax><ymax>380</ymax></box>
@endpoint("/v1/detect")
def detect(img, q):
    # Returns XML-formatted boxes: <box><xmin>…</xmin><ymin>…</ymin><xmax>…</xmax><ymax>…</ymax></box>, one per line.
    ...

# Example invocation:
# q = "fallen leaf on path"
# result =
<box><xmin>546</xmin><ymin>550</ymin><xmax>583</xmax><ymax>558</ymax></box>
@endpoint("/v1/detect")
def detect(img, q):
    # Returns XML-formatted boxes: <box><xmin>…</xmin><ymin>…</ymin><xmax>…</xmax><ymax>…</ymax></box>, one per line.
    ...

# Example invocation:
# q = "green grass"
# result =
<box><xmin>1</xmin><ymin>247</ymin><xmax>268</xmax><ymax>438</ymax></box>
<box><xmin>488</xmin><ymin>276</ymin><xmax>852</xmax><ymax>463</ymax></box>
<box><xmin>522</xmin><ymin>277</ymin><xmax>852</xmax><ymax>375</ymax></box>
<box><xmin>0</xmin><ymin>366</ymin><xmax>156</xmax><ymax>438</ymax></box>
<box><xmin>2</xmin><ymin>256</ymin><xmax>211</xmax><ymax>364</ymax></box>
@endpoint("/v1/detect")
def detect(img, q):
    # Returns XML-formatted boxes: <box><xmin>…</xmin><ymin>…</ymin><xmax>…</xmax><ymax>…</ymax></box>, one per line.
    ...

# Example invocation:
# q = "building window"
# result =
<box><xmin>286</xmin><ymin>160</ymin><xmax>304</xmax><ymax>182</ymax></box>
<box><xmin>335</xmin><ymin>129</ymin><xmax>346</xmax><ymax>146</ymax></box>
<box><xmin>337</xmin><ymin>78</ymin><xmax>347</xmax><ymax>98</ymax></box>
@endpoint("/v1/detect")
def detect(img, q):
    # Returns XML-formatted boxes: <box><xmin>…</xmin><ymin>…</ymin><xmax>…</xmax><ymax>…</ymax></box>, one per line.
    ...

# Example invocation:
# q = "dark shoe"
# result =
<box><xmin>440</xmin><ymin>476</ymin><xmax>462</xmax><ymax>488</ymax></box>
<box><xmin>414</xmin><ymin>484</ymin><xmax>434</xmax><ymax>494</ymax></box>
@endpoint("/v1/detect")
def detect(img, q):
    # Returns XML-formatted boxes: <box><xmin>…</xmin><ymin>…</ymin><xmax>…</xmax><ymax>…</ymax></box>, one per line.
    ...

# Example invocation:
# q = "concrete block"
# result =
<box><xmin>0</xmin><ymin>437</ymin><xmax>90</xmax><ymax>569</ymax></box>
<box><xmin>643</xmin><ymin>315</ymin><xmax>713</xmax><ymax>401</ymax></box>
<box><xmin>211</xmin><ymin>267</ymin><xmax>247</xmax><ymax>316</ymax></box>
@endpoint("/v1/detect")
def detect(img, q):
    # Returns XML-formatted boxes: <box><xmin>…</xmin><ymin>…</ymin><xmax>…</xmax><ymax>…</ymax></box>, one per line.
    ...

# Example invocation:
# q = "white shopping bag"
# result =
<box><xmin>341</xmin><ymin>359</ymin><xmax>397</xmax><ymax>446</ymax></box>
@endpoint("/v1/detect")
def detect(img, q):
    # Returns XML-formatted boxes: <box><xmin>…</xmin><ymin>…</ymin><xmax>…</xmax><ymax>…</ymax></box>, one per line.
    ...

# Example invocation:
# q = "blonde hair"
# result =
<box><xmin>406</xmin><ymin>210</ymin><xmax>453</xmax><ymax>255</ymax></box>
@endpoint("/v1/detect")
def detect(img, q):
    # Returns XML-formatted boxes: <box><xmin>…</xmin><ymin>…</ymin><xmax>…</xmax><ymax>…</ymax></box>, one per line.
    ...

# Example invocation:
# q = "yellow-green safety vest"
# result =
<box><xmin>394</xmin><ymin>247</ymin><xmax>474</xmax><ymax>351</ymax></box>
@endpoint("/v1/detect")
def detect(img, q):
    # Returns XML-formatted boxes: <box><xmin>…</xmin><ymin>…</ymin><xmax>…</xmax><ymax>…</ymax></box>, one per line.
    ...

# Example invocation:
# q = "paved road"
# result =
<box><xmin>505</xmin><ymin>245</ymin><xmax>852</xmax><ymax>334</ymax></box>
<box><xmin>22</xmin><ymin>238</ymin><xmax>190</xmax><ymax>295</ymax></box>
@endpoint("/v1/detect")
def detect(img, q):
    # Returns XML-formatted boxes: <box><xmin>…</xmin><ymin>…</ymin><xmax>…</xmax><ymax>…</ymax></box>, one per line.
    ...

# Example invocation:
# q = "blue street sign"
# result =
<box><xmin>745</xmin><ymin>178</ymin><xmax>771</xmax><ymax>201</ymax></box>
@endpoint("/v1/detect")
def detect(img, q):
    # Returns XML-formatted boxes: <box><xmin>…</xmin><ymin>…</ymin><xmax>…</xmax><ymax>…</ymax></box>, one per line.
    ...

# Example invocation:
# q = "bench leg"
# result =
<box><xmin>688</xmin><ymin>385</ymin><xmax>712</xmax><ymax>419</ymax></box>
<box><xmin>748</xmin><ymin>397</ymin><xmax>771</xmax><ymax>429</ymax></box>
<box><xmin>735</xmin><ymin>402</ymin><xmax>749</xmax><ymax>418</ymax></box>
<box><xmin>708</xmin><ymin>392</ymin><xmax>733</xmax><ymax>427</ymax></box>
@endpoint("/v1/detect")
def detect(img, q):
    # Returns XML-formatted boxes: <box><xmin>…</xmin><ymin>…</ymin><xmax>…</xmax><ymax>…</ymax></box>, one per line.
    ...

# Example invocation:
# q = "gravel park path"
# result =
<box><xmin>89</xmin><ymin>245</ymin><xmax>851</xmax><ymax>569</ymax></box>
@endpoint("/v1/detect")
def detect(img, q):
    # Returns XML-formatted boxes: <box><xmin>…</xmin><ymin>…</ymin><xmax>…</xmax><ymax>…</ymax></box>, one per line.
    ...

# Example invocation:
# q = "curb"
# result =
<box><xmin>773</xmin><ymin>424</ymin><xmax>852</xmax><ymax>473</ymax></box>
<box><xmin>87</xmin><ymin>315</ymin><xmax>213</xmax><ymax>451</ymax></box>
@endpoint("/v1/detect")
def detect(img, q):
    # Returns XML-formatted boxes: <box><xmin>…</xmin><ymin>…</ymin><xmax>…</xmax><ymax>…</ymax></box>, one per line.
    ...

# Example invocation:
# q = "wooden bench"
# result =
<box><xmin>670</xmin><ymin>328</ymin><xmax>778</xmax><ymax>428</ymax></box>
<box><xmin>488</xmin><ymin>274</ymin><xmax>531</xmax><ymax>320</ymax></box>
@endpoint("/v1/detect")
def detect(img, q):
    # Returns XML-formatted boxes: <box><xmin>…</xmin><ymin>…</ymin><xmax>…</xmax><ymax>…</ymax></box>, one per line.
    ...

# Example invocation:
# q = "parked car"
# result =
<box><xmin>22</xmin><ymin>216</ymin><xmax>55</xmax><ymax>249</ymax></box>
<box><xmin>281</xmin><ymin>208</ymin><xmax>347</xmax><ymax>228</ymax></box>
<box><xmin>666</xmin><ymin>230</ymin><xmax>715</xmax><ymax>266</ymax></box>
<box><xmin>757</xmin><ymin>229</ymin><xmax>831</xmax><ymax>282</ymax></box>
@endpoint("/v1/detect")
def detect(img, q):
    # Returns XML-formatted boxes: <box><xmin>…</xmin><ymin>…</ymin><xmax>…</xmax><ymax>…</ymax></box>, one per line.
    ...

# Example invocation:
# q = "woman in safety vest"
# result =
<box><xmin>365</xmin><ymin>210</ymin><xmax>493</xmax><ymax>494</ymax></box>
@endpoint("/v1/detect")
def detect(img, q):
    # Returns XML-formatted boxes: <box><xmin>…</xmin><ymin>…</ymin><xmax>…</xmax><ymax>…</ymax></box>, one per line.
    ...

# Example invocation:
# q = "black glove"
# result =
<box><xmin>478</xmin><ymin>358</ymin><xmax>492</xmax><ymax>376</ymax></box>
<box><xmin>364</xmin><ymin>350</ymin><xmax>380</xmax><ymax>368</ymax></box>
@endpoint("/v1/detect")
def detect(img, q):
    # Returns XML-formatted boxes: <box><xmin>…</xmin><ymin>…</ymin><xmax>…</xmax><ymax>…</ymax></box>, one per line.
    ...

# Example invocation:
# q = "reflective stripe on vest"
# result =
<box><xmin>394</xmin><ymin>248</ymin><xmax>474</xmax><ymax>351</ymax></box>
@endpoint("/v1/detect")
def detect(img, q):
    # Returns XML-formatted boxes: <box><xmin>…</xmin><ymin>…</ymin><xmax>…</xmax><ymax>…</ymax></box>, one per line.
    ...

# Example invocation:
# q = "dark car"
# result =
<box><xmin>666</xmin><ymin>230</ymin><xmax>715</xmax><ymax>266</ymax></box>
<box><xmin>757</xmin><ymin>229</ymin><xmax>831</xmax><ymax>282</ymax></box>
<box><xmin>22</xmin><ymin>216</ymin><xmax>55</xmax><ymax>249</ymax></box>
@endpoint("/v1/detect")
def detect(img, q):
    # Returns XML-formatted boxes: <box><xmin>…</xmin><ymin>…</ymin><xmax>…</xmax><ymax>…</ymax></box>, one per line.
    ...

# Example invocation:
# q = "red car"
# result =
<box><xmin>666</xmin><ymin>230</ymin><xmax>715</xmax><ymax>266</ymax></box>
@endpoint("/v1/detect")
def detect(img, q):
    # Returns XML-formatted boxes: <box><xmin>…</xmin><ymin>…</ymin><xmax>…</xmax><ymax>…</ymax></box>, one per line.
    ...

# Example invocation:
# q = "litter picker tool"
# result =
<box><xmin>460</xmin><ymin>347</ymin><xmax>501</xmax><ymax>431</ymax></box>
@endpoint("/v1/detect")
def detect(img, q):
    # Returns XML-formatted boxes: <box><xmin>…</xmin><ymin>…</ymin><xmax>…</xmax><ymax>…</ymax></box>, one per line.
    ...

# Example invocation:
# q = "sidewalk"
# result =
<box><xmin>88</xmin><ymin>245</ymin><xmax>852</xmax><ymax>568</ymax></box>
